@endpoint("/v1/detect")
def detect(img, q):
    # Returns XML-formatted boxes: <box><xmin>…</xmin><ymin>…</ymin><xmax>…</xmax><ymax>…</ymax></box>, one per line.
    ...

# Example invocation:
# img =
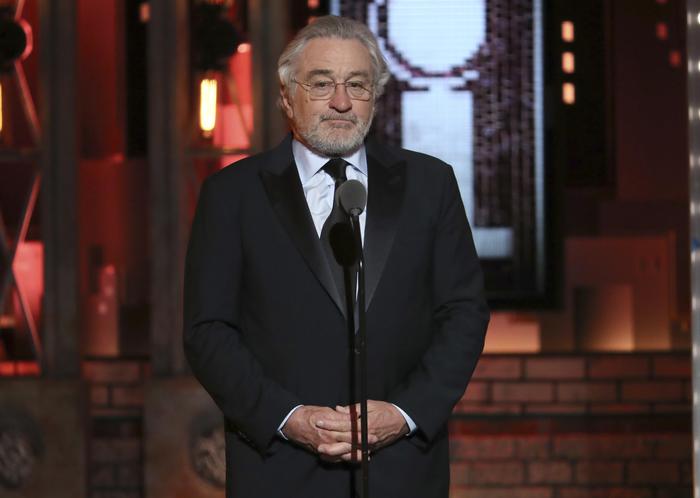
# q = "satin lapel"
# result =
<box><xmin>259</xmin><ymin>156</ymin><xmax>346</xmax><ymax>318</ymax></box>
<box><xmin>364</xmin><ymin>144</ymin><xmax>406</xmax><ymax>312</ymax></box>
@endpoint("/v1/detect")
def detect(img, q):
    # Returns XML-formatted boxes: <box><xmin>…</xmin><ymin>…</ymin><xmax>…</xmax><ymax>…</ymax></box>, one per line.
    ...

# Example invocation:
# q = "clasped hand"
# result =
<box><xmin>281</xmin><ymin>400</ymin><xmax>409</xmax><ymax>462</ymax></box>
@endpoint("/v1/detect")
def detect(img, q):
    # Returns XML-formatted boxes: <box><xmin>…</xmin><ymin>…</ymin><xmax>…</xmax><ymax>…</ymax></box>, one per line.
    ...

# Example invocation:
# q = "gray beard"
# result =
<box><xmin>296</xmin><ymin>114</ymin><xmax>373</xmax><ymax>157</ymax></box>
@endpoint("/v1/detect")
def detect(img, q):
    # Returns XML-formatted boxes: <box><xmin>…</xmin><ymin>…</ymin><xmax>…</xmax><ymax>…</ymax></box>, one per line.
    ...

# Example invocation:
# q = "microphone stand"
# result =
<box><xmin>348</xmin><ymin>212</ymin><xmax>369</xmax><ymax>498</ymax></box>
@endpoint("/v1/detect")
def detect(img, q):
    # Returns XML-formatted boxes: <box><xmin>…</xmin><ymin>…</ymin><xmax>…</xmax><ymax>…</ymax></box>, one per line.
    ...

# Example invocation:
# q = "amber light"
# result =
<box><xmin>562</xmin><ymin>52</ymin><xmax>575</xmax><ymax>74</ymax></box>
<box><xmin>561</xmin><ymin>21</ymin><xmax>575</xmax><ymax>42</ymax></box>
<box><xmin>139</xmin><ymin>2</ymin><xmax>150</xmax><ymax>22</ymax></box>
<box><xmin>199</xmin><ymin>77</ymin><xmax>218</xmax><ymax>136</ymax></box>
<box><xmin>562</xmin><ymin>82</ymin><xmax>576</xmax><ymax>105</ymax></box>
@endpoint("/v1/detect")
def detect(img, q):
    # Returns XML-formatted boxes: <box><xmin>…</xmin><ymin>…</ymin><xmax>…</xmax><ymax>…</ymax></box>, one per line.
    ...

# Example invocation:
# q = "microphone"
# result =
<box><xmin>337</xmin><ymin>180</ymin><xmax>367</xmax><ymax>217</ymax></box>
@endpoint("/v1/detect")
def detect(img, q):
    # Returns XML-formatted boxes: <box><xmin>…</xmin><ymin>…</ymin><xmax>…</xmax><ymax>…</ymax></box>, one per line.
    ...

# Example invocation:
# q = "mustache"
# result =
<box><xmin>320</xmin><ymin>113</ymin><xmax>358</xmax><ymax>124</ymax></box>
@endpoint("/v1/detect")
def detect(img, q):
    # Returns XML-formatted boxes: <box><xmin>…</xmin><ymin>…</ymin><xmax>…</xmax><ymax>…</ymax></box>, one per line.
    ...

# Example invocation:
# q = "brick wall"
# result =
<box><xmin>450</xmin><ymin>352</ymin><xmax>692</xmax><ymax>497</ymax></box>
<box><xmin>83</xmin><ymin>357</ymin><xmax>148</xmax><ymax>498</ymax></box>
<box><xmin>81</xmin><ymin>353</ymin><xmax>692</xmax><ymax>497</ymax></box>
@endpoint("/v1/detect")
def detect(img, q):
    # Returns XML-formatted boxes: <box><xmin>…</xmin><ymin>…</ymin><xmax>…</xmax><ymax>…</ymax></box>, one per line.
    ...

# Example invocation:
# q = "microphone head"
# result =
<box><xmin>338</xmin><ymin>180</ymin><xmax>367</xmax><ymax>216</ymax></box>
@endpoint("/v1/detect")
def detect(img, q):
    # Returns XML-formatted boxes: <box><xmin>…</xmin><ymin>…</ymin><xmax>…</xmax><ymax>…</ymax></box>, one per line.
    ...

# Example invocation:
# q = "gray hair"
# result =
<box><xmin>277</xmin><ymin>15</ymin><xmax>391</xmax><ymax>100</ymax></box>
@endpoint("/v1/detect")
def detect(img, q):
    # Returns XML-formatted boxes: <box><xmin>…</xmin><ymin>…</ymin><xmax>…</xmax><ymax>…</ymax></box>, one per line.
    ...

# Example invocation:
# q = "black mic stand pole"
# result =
<box><xmin>349</xmin><ymin>213</ymin><xmax>369</xmax><ymax>498</ymax></box>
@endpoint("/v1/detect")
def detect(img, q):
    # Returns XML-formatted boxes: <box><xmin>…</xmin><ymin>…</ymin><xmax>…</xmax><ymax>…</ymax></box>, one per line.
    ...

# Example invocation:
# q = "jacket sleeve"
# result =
<box><xmin>183</xmin><ymin>176</ymin><xmax>301</xmax><ymax>453</ymax></box>
<box><xmin>387</xmin><ymin>165</ymin><xmax>490</xmax><ymax>444</ymax></box>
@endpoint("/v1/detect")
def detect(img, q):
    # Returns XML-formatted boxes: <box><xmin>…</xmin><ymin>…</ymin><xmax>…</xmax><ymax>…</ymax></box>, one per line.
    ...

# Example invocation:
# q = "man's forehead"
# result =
<box><xmin>298</xmin><ymin>37</ymin><xmax>372</xmax><ymax>75</ymax></box>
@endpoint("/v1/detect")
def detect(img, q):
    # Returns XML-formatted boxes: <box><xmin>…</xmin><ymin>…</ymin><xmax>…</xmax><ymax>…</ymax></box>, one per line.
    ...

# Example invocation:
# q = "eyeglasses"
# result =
<box><xmin>292</xmin><ymin>78</ymin><xmax>373</xmax><ymax>101</ymax></box>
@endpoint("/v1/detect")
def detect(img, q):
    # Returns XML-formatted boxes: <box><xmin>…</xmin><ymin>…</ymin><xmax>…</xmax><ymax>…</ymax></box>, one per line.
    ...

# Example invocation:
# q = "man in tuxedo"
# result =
<box><xmin>184</xmin><ymin>15</ymin><xmax>489</xmax><ymax>498</ymax></box>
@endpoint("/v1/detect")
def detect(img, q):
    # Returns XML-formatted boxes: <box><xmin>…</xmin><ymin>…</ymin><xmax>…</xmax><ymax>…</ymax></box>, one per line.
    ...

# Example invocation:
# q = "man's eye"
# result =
<box><xmin>346</xmin><ymin>81</ymin><xmax>365</xmax><ymax>89</ymax></box>
<box><xmin>312</xmin><ymin>81</ymin><xmax>334</xmax><ymax>89</ymax></box>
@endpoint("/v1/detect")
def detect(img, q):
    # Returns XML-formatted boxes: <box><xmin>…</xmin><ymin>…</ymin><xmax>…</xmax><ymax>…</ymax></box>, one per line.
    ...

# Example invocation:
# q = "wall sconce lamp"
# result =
<box><xmin>192</xmin><ymin>2</ymin><xmax>241</xmax><ymax>137</ymax></box>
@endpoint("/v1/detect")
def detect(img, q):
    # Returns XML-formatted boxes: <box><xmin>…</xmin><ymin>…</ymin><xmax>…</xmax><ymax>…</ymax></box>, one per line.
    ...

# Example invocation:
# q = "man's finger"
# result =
<box><xmin>316</xmin><ymin>418</ymin><xmax>353</xmax><ymax>432</ymax></box>
<box><xmin>340</xmin><ymin>449</ymin><xmax>372</xmax><ymax>463</ymax></box>
<box><xmin>317</xmin><ymin>441</ymin><xmax>352</xmax><ymax>456</ymax></box>
<box><xmin>319</xmin><ymin>429</ymin><xmax>354</xmax><ymax>444</ymax></box>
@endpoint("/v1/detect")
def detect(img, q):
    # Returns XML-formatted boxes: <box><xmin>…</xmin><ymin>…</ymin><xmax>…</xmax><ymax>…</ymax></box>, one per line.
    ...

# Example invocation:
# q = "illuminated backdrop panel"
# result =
<box><xmin>332</xmin><ymin>0</ymin><xmax>547</xmax><ymax>303</ymax></box>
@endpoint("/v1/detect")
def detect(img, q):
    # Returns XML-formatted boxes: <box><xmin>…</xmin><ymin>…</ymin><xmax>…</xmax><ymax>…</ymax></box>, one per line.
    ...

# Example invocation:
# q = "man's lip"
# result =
<box><xmin>323</xmin><ymin>118</ymin><xmax>355</xmax><ymax>124</ymax></box>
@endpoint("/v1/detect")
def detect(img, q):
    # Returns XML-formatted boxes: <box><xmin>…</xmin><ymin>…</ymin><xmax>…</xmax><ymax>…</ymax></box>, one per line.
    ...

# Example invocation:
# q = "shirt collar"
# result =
<box><xmin>292</xmin><ymin>138</ymin><xmax>368</xmax><ymax>185</ymax></box>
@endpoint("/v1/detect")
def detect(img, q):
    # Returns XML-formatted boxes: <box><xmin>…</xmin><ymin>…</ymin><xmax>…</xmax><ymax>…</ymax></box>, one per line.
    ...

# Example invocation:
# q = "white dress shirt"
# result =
<box><xmin>293</xmin><ymin>138</ymin><xmax>368</xmax><ymax>239</ymax></box>
<box><xmin>277</xmin><ymin>139</ymin><xmax>416</xmax><ymax>438</ymax></box>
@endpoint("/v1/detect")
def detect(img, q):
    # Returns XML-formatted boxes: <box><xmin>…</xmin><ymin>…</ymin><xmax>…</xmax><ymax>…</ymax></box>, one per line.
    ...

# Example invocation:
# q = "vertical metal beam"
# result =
<box><xmin>148</xmin><ymin>0</ymin><xmax>189</xmax><ymax>375</ymax></box>
<box><xmin>248</xmin><ymin>0</ymin><xmax>290</xmax><ymax>153</ymax></box>
<box><xmin>689</xmin><ymin>2</ymin><xmax>700</xmax><ymax>496</ymax></box>
<box><xmin>39</xmin><ymin>0</ymin><xmax>80</xmax><ymax>377</ymax></box>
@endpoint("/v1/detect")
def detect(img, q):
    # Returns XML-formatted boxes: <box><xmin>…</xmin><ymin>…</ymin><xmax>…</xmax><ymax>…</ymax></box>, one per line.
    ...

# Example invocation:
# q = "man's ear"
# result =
<box><xmin>280</xmin><ymin>87</ymin><xmax>294</xmax><ymax>120</ymax></box>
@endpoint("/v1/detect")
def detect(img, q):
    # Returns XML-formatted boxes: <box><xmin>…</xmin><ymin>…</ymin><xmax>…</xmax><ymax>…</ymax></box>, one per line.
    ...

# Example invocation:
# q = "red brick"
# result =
<box><xmin>653</xmin><ymin>356</ymin><xmax>691</xmax><ymax>378</ymax></box>
<box><xmin>450</xmin><ymin>487</ymin><xmax>552</xmax><ymax>498</ymax></box>
<box><xmin>90</xmin><ymin>464</ymin><xmax>115</xmax><ymax>486</ymax></box>
<box><xmin>93</xmin><ymin>492</ymin><xmax>140</xmax><ymax>498</ymax></box>
<box><xmin>91</xmin><ymin>386</ymin><xmax>109</xmax><ymax>405</ymax></box>
<box><xmin>454</xmin><ymin>403</ymin><xmax>522</xmax><ymax>415</ymax></box>
<box><xmin>652</xmin><ymin>403</ymin><xmax>691</xmax><ymax>414</ymax></box>
<box><xmin>621</xmin><ymin>381</ymin><xmax>684</xmax><ymax>402</ymax></box>
<box><xmin>91</xmin><ymin>439</ymin><xmax>141</xmax><ymax>464</ymax></box>
<box><xmin>450</xmin><ymin>463</ymin><xmax>470</xmax><ymax>486</ymax></box>
<box><xmin>526</xmin><ymin>357</ymin><xmax>585</xmax><ymax>380</ymax></box>
<box><xmin>627</xmin><ymin>462</ymin><xmax>679</xmax><ymax>484</ymax></box>
<box><xmin>524</xmin><ymin>403</ymin><xmax>587</xmax><ymax>415</ymax></box>
<box><xmin>514</xmin><ymin>436</ymin><xmax>550</xmax><ymax>458</ymax></box>
<box><xmin>450</xmin><ymin>462</ymin><xmax>524</xmax><ymax>485</ymax></box>
<box><xmin>589</xmin><ymin>403</ymin><xmax>650</xmax><ymax>415</ymax></box>
<box><xmin>117</xmin><ymin>464</ymin><xmax>141</xmax><ymax>487</ymax></box>
<box><xmin>558</xmin><ymin>487</ymin><xmax>653</xmax><ymax>498</ymax></box>
<box><xmin>449</xmin><ymin>436</ymin><xmax>514</xmax><ymax>460</ymax></box>
<box><xmin>528</xmin><ymin>460</ymin><xmax>572</xmax><ymax>484</ymax></box>
<box><xmin>460</xmin><ymin>381</ymin><xmax>489</xmax><ymax>402</ymax></box>
<box><xmin>91</xmin><ymin>407</ymin><xmax>140</xmax><ymax>417</ymax></box>
<box><xmin>655</xmin><ymin>488</ymin><xmax>693</xmax><ymax>498</ymax></box>
<box><xmin>554</xmin><ymin>435</ymin><xmax>654</xmax><ymax>459</ymax></box>
<box><xmin>557</xmin><ymin>381</ymin><xmax>617</xmax><ymax>402</ymax></box>
<box><xmin>655</xmin><ymin>435</ymin><xmax>692</xmax><ymax>459</ymax></box>
<box><xmin>588</xmin><ymin>356</ymin><xmax>650</xmax><ymax>379</ymax></box>
<box><xmin>111</xmin><ymin>386</ymin><xmax>144</xmax><ymax>407</ymax></box>
<box><xmin>492</xmin><ymin>382</ymin><xmax>554</xmax><ymax>402</ymax></box>
<box><xmin>473</xmin><ymin>357</ymin><xmax>523</xmax><ymax>380</ymax></box>
<box><xmin>83</xmin><ymin>361</ymin><xmax>142</xmax><ymax>383</ymax></box>
<box><xmin>681</xmin><ymin>462</ymin><xmax>693</xmax><ymax>484</ymax></box>
<box><xmin>575</xmin><ymin>461</ymin><xmax>624</xmax><ymax>484</ymax></box>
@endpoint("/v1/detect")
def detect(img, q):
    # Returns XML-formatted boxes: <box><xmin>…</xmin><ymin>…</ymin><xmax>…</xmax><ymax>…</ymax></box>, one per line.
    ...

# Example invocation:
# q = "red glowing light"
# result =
<box><xmin>12</xmin><ymin>242</ymin><xmax>44</xmax><ymax>328</ymax></box>
<box><xmin>139</xmin><ymin>2</ymin><xmax>150</xmax><ymax>23</ymax></box>
<box><xmin>656</xmin><ymin>22</ymin><xmax>668</xmax><ymax>40</ymax></box>
<box><xmin>669</xmin><ymin>50</ymin><xmax>681</xmax><ymax>67</ymax></box>
<box><xmin>0</xmin><ymin>361</ymin><xmax>40</xmax><ymax>377</ymax></box>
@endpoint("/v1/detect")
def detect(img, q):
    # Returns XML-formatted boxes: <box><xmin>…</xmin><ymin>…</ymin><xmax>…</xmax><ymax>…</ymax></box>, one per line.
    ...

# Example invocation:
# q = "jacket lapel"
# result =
<box><xmin>364</xmin><ymin>139</ymin><xmax>406</xmax><ymax>312</ymax></box>
<box><xmin>259</xmin><ymin>137</ymin><xmax>346</xmax><ymax>318</ymax></box>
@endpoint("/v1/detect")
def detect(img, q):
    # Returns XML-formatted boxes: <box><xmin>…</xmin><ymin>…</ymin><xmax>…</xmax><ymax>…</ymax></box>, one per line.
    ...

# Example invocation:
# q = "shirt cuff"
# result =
<box><xmin>391</xmin><ymin>403</ymin><xmax>417</xmax><ymax>436</ymax></box>
<box><xmin>277</xmin><ymin>405</ymin><xmax>303</xmax><ymax>440</ymax></box>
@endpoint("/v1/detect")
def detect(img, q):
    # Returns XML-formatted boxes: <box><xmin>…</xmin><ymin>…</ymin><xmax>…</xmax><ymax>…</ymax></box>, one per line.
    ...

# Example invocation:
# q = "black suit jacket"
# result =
<box><xmin>184</xmin><ymin>135</ymin><xmax>489</xmax><ymax>497</ymax></box>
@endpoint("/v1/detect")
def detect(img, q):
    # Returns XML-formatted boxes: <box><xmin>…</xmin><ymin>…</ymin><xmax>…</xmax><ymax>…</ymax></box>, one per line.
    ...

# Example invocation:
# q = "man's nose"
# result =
<box><xmin>328</xmin><ymin>83</ymin><xmax>352</xmax><ymax>112</ymax></box>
